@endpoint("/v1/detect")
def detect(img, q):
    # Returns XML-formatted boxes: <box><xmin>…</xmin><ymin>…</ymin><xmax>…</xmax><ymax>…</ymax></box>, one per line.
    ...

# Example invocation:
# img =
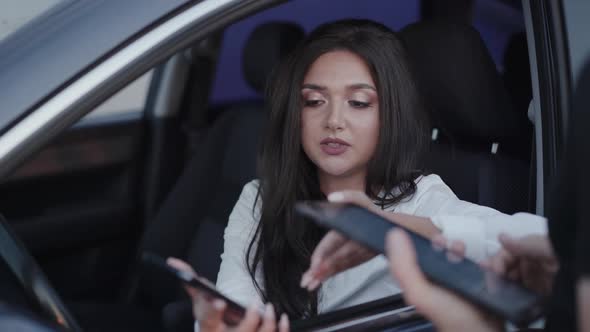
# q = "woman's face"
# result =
<box><xmin>301</xmin><ymin>50</ymin><xmax>380</xmax><ymax>180</ymax></box>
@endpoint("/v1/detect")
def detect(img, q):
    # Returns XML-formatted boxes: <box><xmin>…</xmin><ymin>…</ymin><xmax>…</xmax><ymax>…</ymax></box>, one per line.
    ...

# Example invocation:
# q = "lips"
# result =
<box><xmin>320</xmin><ymin>137</ymin><xmax>350</xmax><ymax>156</ymax></box>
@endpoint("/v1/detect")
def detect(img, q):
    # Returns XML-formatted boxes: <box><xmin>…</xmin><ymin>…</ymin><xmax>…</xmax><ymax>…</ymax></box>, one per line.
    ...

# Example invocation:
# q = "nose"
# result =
<box><xmin>326</xmin><ymin>103</ymin><xmax>345</xmax><ymax>131</ymax></box>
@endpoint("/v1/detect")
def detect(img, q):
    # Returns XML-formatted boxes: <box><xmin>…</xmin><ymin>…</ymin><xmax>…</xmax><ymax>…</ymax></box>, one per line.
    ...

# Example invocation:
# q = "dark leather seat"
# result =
<box><xmin>400</xmin><ymin>21</ymin><xmax>533</xmax><ymax>214</ymax></box>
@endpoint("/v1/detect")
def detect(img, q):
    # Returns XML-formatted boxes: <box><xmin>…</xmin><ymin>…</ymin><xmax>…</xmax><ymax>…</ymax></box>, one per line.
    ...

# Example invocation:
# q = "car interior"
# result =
<box><xmin>0</xmin><ymin>0</ymin><xmax>541</xmax><ymax>331</ymax></box>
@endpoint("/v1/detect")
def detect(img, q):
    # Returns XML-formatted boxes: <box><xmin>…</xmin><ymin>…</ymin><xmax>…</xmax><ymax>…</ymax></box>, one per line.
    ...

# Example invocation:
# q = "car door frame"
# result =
<box><xmin>522</xmin><ymin>0</ymin><xmax>572</xmax><ymax>216</ymax></box>
<box><xmin>0</xmin><ymin>0</ymin><xmax>286</xmax><ymax>180</ymax></box>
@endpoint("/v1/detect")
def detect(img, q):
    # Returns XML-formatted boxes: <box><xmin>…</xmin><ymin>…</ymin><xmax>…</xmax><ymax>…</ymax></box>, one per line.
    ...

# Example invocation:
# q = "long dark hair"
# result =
<box><xmin>247</xmin><ymin>19</ymin><xmax>427</xmax><ymax>319</ymax></box>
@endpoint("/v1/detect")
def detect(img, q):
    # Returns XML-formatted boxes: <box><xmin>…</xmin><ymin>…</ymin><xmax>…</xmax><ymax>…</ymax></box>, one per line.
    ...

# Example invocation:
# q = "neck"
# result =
<box><xmin>319</xmin><ymin>171</ymin><xmax>366</xmax><ymax>196</ymax></box>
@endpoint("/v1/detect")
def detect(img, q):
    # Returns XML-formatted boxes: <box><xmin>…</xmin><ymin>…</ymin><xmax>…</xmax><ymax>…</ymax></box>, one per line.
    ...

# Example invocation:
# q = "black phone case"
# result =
<box><xmin>141</xmin><ymin>252</ymin><xmax>246</xmax><ymax>326</ymax></box>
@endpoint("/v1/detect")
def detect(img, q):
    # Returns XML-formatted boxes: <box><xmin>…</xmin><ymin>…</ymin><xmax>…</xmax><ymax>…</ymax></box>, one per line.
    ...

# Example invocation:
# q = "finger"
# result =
<box><xmin>445</xmin><ymin>240</ymin><xmax>466</xmax><ymax>263</ymax></box>
<box><xmin>195</xmin><ymin>296</ymin><xmax>214</xmax><ymax>320</ymax></box>
<box><xmin>499</xmin><ymin>233</ymin><xmax>554</xmax><ymax>260</ymax></box>
<box><xmin>319</xmin><ymin>243</ymin><xmax>372</xmax><ymax>277</ymax></box>
<box><xmin>507</xmin><ymin>267</ymin><xmax>520</xmax><ymax>281</ymax></box>
<box><xmin>308</xmin><ymin>242</ymin><xmax>374</xmax><ymax>290</ymax></box>
<box><xmin>431</xmin><ymin>234</ymin><xmax>447</xmax><ymax>252</ymax></box>
<box><xmin>386</xmin><ymin>229</ymin><xmax>433</xmax><ymax>311</ymax></box>
<box><xmin>259</xmin><ymin>304</ymin><xmax>277</xmax><ymax>332</ymax></box>
<box><xmin>199</xmin><ymin>299</ymin><xmax>227</xmax><ymax>330</ymax></box>
<box><xmin>499</xmin><ymin>234</ymin><xmax>532</xmax><ymax>257</ymax></box>
<box><xmin>166</xmin><ymin>258</ymin><xmax>202</xmax><ymax>300</ymax></box>
<box><xmin>484</xmin><ymin>270</ymin><xmax>501</xmax><ymax>294</ymax></box>
<box><xmin>235</xmin><ymin>302</ymin><xmax>262</xmax><ymax>331</ymax></box>
<box><xmin>388</xmin><ymin>229</ymin><xmax>496</xmax><ymax>330</ymax></box>
<box><xmin>167</xmin><ymin>257</ymin><xmax>197</xmax><ymax>276</ymax></box>
<box><xmin>479</xmin><ymin>258</ymin><xmax>493</xmax><ymax>270</ymax></box>
<box><xmin>308</xmin><ymin>231</ymin><xmax>347</xmax><ymax>273</ymax></box>
<box><xmin>449</xmin><ymin>240</ymin><xmax>466</xmax><ymax>257</ymax></box>
<box><xmin>303</xmin><ymin>232</ymin><xmax>345</xmax><ymax>288</ymax></box>
<box><xmin>279</xmin><ymin>314</ymin><xmax>290</xmax><ymax>332</ymax></box>
<box><xmin>489</xmin><ymin>249</ymin><xmax>514</xmax><ymax>276</ymax></box>
<box><xmin>182</xmin><ymin>283</ymin><xmax>200</xmax><ymax>300</ymax></box>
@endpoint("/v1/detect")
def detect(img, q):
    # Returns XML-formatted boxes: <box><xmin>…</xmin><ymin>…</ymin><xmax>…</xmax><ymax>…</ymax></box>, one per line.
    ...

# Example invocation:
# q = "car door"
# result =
<box><xmin>0</xmin><ymin>0</ymin><xmax>282</xmax><ymax>306</ymax></box>
<box><xmin>0</xmin><ymin>72</ymin><xmax>153</xmax><ymax>300</ymax></box>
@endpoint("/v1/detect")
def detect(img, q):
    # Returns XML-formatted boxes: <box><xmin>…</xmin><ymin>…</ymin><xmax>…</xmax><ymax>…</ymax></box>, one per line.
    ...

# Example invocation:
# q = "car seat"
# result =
<box><xmin>400</xmin><ymin>21</ymin><xmax>533</xmax><ymax>214</ymax></box>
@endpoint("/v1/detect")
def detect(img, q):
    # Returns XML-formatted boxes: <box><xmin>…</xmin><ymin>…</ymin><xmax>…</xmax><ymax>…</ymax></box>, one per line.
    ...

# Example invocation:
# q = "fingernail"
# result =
<box><xmin>327</xmin><ymin>192</ymin><xmax>344</xmax><ymax>202</ymax></box>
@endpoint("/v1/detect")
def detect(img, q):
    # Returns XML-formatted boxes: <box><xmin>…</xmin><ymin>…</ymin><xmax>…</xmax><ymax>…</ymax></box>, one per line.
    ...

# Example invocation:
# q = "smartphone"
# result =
<box><xmin>141</xmin><ymin>252</ymin><xmax>247</xmax><ymax>326</ymax></box>
<box><xmin>295</xmin><ymin>202</ymin><xmax>545</xmax><ymax>326</ymax></box>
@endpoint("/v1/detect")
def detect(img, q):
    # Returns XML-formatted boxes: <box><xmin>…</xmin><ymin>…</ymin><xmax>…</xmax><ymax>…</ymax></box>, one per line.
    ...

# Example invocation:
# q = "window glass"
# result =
<box><xmin>82</xmin><ymin>71</ymin><xmax>153</xmax><ymax>120</ymax></box>
<box><xmin>472</xmin><ymin>0</ymin><xmax>525</xmax><ymax>71</ymax></box>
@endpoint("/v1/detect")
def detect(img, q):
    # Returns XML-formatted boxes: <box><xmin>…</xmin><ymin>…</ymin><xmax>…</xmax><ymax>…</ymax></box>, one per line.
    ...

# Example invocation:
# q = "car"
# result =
<box><xmin>0</xmin><ymin>0</ymin><xmax>587</xmax><ymax>331</ymax></box>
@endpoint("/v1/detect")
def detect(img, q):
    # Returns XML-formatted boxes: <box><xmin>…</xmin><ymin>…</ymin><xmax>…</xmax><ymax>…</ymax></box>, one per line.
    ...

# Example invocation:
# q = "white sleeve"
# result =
<box><xmin>215</xmin><ymin>180</ymin><xmax>264</xmax><ymax>307</ymax></box>
<box><xmin>195</xmin><ymin>181</ymin><xmax>265</xmax><ymax>332</ymax></box>
<box><xmin>412</xmin><ymin>175</ymin><xmax>547</xmax><ymax>261</ymax></box>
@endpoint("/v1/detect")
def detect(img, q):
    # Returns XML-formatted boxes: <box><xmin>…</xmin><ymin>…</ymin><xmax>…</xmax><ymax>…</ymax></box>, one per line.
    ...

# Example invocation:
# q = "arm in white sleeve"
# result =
<box><xmin>215</xmin><ymin>180</ymin><xmax>264</xmax><ymax>307</ymax></box>
<box><xmin>195</xmin><ymin>181</ymin><xmax>265</xmax><ymax>332</ymax></box>
<box><xmin>413</xmin><ymin>175</ymin><xmax>547</xmax><ymax>261</ymax></box>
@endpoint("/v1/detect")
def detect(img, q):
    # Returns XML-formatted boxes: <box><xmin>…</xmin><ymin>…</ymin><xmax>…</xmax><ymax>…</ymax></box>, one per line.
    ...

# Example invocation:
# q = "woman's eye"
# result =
<box><xmin>304</xmin><ymin>99</ymin><xmax>324</xmax><ymax>107</ymax></box>
<box><xmin>349</xmin><ymin>100</ymin><xmax>371</xmax><ymax>108</ymax></box>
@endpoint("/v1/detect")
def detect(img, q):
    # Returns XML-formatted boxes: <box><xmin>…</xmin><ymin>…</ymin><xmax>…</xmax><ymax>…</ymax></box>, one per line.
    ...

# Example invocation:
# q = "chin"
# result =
<box><xmin>317</xmin><ymin>164</ymin><xmax>354</xmax><ymax>178</ymax></box>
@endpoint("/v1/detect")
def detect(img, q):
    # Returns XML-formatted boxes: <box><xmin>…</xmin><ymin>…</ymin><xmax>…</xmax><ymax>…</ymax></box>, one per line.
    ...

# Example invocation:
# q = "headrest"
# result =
<box><xmin>400</xmin><ymin>21</ymin><xmax>520</xmax><ymax>142</ymax></box>
<box><xmin>242</xmin><ymin>21</ymin><xmax>305</xmax><ymax>94</ymax></box>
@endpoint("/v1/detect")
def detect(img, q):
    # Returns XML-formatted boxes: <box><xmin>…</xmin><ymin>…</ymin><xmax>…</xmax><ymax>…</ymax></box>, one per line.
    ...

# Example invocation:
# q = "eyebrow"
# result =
<box><xmin>301</xmin><ymin>83</ymin><xmax>376</xmax><ymax>91</ymax></box>
<box><xmin>348</xmin><ymin>83</ymin><xmax>376</xmax><ymax>91</ymax></box>
<box><xmin>301</xmin><ymin>84</ymin><xmax>326</xmax><ymax>91</ymax></box>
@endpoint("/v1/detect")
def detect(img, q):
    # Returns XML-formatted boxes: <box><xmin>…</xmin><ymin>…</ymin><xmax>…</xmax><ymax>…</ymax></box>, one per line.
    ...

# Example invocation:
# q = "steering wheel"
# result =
<box><xmin>0</xmin><ymin>215</ymin><xmax>81</xmax><ymax>331</ymax></box>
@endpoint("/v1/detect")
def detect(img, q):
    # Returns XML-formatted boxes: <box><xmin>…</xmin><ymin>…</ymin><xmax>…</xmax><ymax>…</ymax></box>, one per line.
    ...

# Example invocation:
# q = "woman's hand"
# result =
<box><xmin>167</xmin><ymin>258</ymin><xmax>289</xmax><ymax>332</ymax></box>
<box><xmin>300</xmin><ymin>191</ymin><xmax>380</xmax><ymax>291</ymax></box>
<box><xmin>483</xmin><ymin>234</ymin><xmax>558</xmax><ymax>296</ymax></box>
<box><xmin>387</xmin><ymin>229</ymin><xmax>503</xmax><ymax>332</ymax></box>
<box><xmin>301</xmin><ymin>190</ymin><xmax>440</xmax><ymax>291</ymax></box>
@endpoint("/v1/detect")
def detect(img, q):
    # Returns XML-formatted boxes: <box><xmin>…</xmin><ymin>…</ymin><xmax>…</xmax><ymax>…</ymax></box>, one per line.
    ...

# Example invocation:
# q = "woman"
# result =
<box><xmin>169</xmin><ymin>19</ymin><xmax>546</xmax><ymax>331</ymax></box>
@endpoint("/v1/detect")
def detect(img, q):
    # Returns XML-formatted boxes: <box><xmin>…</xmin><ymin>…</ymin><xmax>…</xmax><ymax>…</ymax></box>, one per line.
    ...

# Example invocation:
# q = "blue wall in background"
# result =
<box><xmin>210</xmin><ymin>0</ymin><xmax>524</xmax><ymax>106</ymax></box>
<box><xmin>473</xmin><ymin>0</ymin><xmax>525</xmax><ymax>66</ymax></box>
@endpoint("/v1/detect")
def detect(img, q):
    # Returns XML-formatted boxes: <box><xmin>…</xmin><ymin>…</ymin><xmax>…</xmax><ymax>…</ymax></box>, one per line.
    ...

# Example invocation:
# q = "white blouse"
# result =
<box><xmin>213</xmin><ymin>174</ymin><xmax>547</xmax><ymax>315</ymax></box>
